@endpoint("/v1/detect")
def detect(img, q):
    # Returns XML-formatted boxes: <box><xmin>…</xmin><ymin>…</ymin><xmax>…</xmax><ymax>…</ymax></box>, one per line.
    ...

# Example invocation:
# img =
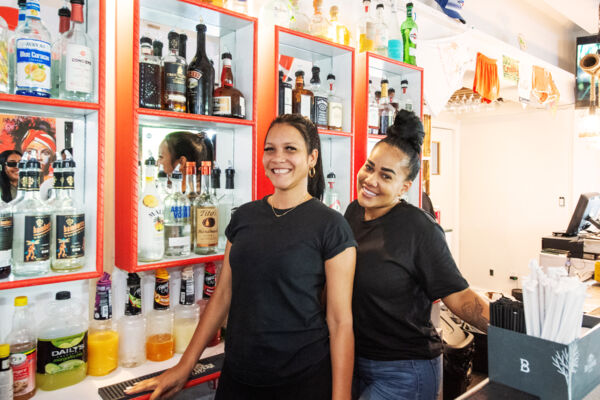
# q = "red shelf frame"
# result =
<box><xmin>115</xmin><ymin>0</ymin><xmax>258</xmax><ymax>273</ymax></box>
<box><xmin>0</xmin><ymin>0</ymin><xmax>106</xmax><ymax>291</ymax></box>
<box><xmin>355</xmin><ymin>52</ymin><xmax>424</xmax><ymax>206</ymax></box>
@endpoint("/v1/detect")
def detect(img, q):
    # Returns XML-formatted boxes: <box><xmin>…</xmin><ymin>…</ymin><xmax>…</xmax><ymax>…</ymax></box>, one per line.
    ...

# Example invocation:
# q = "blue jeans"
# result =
<box><xmin>354</xmin><ymin>355</ymin><xmax>442</xmax><ymax>400</ymax></box>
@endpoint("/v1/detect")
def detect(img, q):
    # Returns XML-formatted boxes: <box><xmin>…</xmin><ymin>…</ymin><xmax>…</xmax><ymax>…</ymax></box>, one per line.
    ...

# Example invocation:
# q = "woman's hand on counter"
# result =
<box><xmin>124</xmin><ymin>361</ymin><xmax>192</xmax><ymax>400</ymax></box>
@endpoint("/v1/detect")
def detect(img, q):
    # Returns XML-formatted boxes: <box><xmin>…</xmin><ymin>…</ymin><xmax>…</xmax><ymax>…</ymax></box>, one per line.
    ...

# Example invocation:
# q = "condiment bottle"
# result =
<box><xmin>146</xmin><ymin>268</ymin><xmax>174</xmax><ymax>361</ymax></box>
<box><xmin>118</xmin><ymin>273</ymin><xmax>146</xmax><ymax>368</ymax></box>
<box><xmin>203</xmin><ymin>262</ymin><xmax>221</xmax><ymax>347</ymax></box>
<box><xmin>88</xmin><ymin>273</ymin><xmax>119</xmax><ymax>376</ymax></box>
<box><xmin>174</xmin><ymin>266</ymin><xmax>199</xmax><ymax>353</ymax></box>
<box><xmin>8</xmin><ymin>296</ymin><xmax>36</xmax><ymax>400</ymax></box>
<box><xmin>0</xmin><ymin>343</ymin><xmax>13</xmax><ymax>400</ymax></box>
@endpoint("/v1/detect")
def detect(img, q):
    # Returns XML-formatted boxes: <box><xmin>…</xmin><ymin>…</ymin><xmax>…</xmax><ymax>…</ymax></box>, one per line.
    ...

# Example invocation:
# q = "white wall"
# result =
<box><xmin>453</xmin><ymin>105</ymin><xmax>574</xmax><ymax>293</ymax></box>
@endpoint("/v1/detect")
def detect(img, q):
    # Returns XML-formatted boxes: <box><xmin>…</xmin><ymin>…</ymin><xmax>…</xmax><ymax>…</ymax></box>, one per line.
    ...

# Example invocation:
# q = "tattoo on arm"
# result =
<box><xmin>460</xmin><ymin>298</ymin><xmax>489</xmax><ymax>333</ymax></box>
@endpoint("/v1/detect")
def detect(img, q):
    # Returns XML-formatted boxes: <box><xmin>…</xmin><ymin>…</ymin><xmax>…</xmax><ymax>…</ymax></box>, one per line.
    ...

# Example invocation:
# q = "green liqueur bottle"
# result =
<box><xmin>401</xmin><ymin>2</ymin><xmax>418</xmax><ymax>66</ymax></box>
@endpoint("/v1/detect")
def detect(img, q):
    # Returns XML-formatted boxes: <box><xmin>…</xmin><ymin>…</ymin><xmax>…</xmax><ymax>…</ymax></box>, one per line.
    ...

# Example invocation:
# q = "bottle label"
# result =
<box><xmin>126</xmin><ymin>284</ymin><xmax>142</xmax><ymax>315</ymax></box>
<box><xmin>170</xmin><ymin>205</ymin><xmax>190</xmax><ymax>220</ymax></box>
<box><xmin>213</xmin><ymin>96</ymin><xmax>232</xmax><ymax>115</ymax></box>
<box><xmin>26</xmin><ymin>1</ymin><xmax>41</xmax><ymax>19</ymax></box>
<box><xmin>18</xmin><ymin>173</ymin><xmax>27</xmax><ymax>191</ymax></box>
<box><xmin>55</xmin><ymin>214</ymin><xmax>85</xmax><ymax>259</ymax></box>
<box><xmin>239</xmin><ymin>96</ymin><xmax>246</xmax><ymax>118</ymax></box>
<box><xmin>195</xmin><ymin>207</ymin><xmax>218</xmax><ymax>248</ymax></box>
<box><xmin>23</xmin><ymin>215</ymin><xmax>50</xmax><ymax>263</ymax></box>
<box><xmin>203</xmin><ymin>270</ymin><xmax>216</xmax><ymax>299</ymax></box>
<box><xmin>10</xmin><ymin>347</ymin><xmax>35</xmax><ymax>396</ymax></box>
<box><xmin>165</xmin><ymin>224</ymin><xmax>191</xmax><ymax>251</ymax></box>
<box><xmin>314</xmin><ymin>96</ymin><xmax>328</xmax><ymax>126</ymax></box>
<box><xmin>139</xmin><ymin>195</ymin><xmax>164</xmax><ymax>246</ymax></box>
<box><xmin>0</xmin><ymin>216</ymin><xmax>13</xmax><ymax>252</ymax></box>
<box><xmin>368</xmin><ymin>105</ymin><xmax>379</xmax><ymax>128</ymax></box>
<box><xmin>26</xmin><ymin>171</ymin><xmax>40</xmax><ymax>190</ymax></box>
<box><xmin>409</xmin><ymin>28</ymin><xmax>417</xmax><ymax>48</ymax></box>
<box><xmin>139</xmin><ymin>62</ymin><xmax>162</xmax><ymax>109</ymax></box>
<box><xmin>328</xmin><ymin>102</ymin><xmax>343</xmax><ymax>129</ymax></box>
<box><xmin>300</xmin><ymin>94</ymin><xmax>311</xmax><ymax>119</ymax></box>
<box><xmin>0</xmin><ymin>41</ymin><xmax>8</xmax><ymax>91</ymax></box>
<box><xmin>284</xmin><ymin>88</ymin><xmax>292</xmax><ymax>113</ymax></box>
<box><xmin>63</xmin><ymin>171</ymin><xmax>75</xmax><ymax>189</ymax></box>
<box><xmin>65</xmin><ymin>44</ymin><xmax>93</xmax><ymax>94</ymax></box>
<box><xmin>16</xmin><ymin>38</ymin><xmax>51</xmax><ymax>95</ymax></box>
<box><xmin>180</xmin><ymin>276</ymin><xmax>195</xmax><ymax>305</ymax></box>
<box><xmin>36</xmin><ymin>332</ymin><xmax>87</xmax><ymax>375</ymax></box>
<box><xmin>164</xmin><ymin>62</ymin><xmax>186</xmax><ymax>97</ymax></box>
<box><xmin>154</xmin><ymin>277</ymin><xmax>170</xmax><ymax>310</ymax></box>
<box><xmin>94</xmin><ymin>285</ymin><xmax>112</xmax><ymax>320</ymax></box>
<box><xmin>328</xmin><ymin>199</ymin><xmax>341</xmax><ymax>212</ymax></box>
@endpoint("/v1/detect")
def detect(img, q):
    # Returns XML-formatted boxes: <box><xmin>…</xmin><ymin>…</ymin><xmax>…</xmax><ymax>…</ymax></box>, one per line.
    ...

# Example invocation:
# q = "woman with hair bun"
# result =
<box><xmin>157</xmin><ymin>130</ymin><xmax>214</xmax><ymax>174</ymax></box>
<box><xmin>346</xmin><ymin>110</ymin><xmax>489</xmax><ymax>400</ymax></box>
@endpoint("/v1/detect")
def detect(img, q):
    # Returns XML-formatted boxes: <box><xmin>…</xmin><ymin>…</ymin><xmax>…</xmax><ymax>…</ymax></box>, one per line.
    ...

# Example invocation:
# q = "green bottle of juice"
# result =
<box><xmin>36</xmin><ymin>291</ymin><xmax>88</xmax><ymax>391</ymax></box>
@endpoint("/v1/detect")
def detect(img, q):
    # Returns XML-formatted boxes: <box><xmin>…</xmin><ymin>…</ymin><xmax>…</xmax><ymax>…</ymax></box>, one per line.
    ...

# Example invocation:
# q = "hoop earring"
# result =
<box><xmin>309</xmin><ymin>167</ymin><xmax>316</xmax><ymax>178</ymax></box>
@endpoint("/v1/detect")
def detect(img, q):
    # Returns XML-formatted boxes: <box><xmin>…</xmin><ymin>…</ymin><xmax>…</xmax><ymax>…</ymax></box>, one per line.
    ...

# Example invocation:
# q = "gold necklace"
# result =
<box><xmin>270</xmin><ymin>193</ymin><xmax>311</xmax><ymax>218</ymax></box>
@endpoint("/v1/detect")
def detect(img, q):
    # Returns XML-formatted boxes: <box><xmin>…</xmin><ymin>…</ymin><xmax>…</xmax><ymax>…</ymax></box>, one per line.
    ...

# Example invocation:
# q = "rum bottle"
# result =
<box><xmin>60</xmin><ymin>0</ymin><xmax>94</xmax><ymax>101</ymax></box>
<box><xmin>310</xmin><ymin>66</ymin><xmax>328</xmax><ymax>129</ymax></box>
<box><xmin>138</xmin><ymin>154</ymin><xmax>164</xmax><ymax>262</ymax></box>
<box><xmin>278</xmin><ymin>70</ymin><xmax>292</xmax><ymax>115</ymax></box>
<box><xmin>213</xmin><ymin>52</ymin><xmax>245</xmax><ymax>118</ymax></box>
<box><xmin>162</xmin><ymin>31</ymin><xmax>187</xmax><ymax>112</ymax></box>
<box><xmin>156</xmin><ymin>164</ymin><xmax>169</xmax><ymax>201</ymax></box>
<box><xmin>51</xmin><ymin>155</ymin><xmax>85</xmax><ymax>272</ymax></box>
<box><xmin>187</xmin><ymin>24</ymin><xmax>214</xmax><ymax>115</ymax></box>
<box><xmin>163</xmin><ymin>166</ymin><xmax>191</xmax><ymax>257</ymax></box>
<box><xmin>139</xmin><ymin>36</ymin><xmax>162</xmax><ymax>109</ymax></box>
<box><xmin>292</xmin><ymin>70</ymin><xmax>313</xmax><ymax>120</ymax></box>
<box><xmin>327</xmin><ymin>73</ymin><xmax>343</xmax><ymax>131</ymax></box>
<box><xmin>193</xmin><ymin>161</ymin><xmax>218</xmax><ymax>255</ymax></box>
<box><xmin>401</xmin><ymin>2</ymin><xmax>418</xmax><ymax>65</ymax></box>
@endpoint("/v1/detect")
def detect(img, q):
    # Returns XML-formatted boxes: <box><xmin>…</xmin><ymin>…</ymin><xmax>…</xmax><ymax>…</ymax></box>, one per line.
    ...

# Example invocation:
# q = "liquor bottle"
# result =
<box><xmin>388</xmin><ymin>87</ymin><xmax>398</xmax><ymax>112</ymax></box>
<box><xmin>328</xmin><ymin>6</ymin><xmax>350</xmax><ymax>46</ymax></box>
<box><xmin>398</xmin><ymin>79</ymin><xmax>413</xmax><ymax>112</ymax></box>
<box><xmin>193</xmin><ymin>161</ymin><xmax>218</xmax><ymax>255</ymax></box>
<box><xmin>11</xmin><ymin>153</ymin><xmax>51</xmax><ymax>276</ymax></box>
<box><xmin>401</xmin><ymin>2</ymin><xmax>418</xmax><ymax>65</ymax></box>
<box><xmin>308</xmin><ymin>0</ymin><xmax>330</xmax><ymax>40</ymax></box>
<box><xmin>162</xmin><ymin>31</ymin><xmax>187</xmax><ymax>112</ymax></box>
<box><xmin>88</xmin><ymin>273</ymin><xmax>119</xmax><ymax>376</ymax></box>
<box><xmin>0</xmin><ymin>201</ymin><xmax>12</xmax><ymax>279</ymax></box>
<box><xmin>213</xmin><ymin>52</ymin><xmax>245</xmax><ymax>119</ymax></box>
<box><xmin>372</xmin><ymin>3</ymin><xmax>388</xmax><ymax>56</ymax></box>
<box><xmin>387</xmin><ymin>0</ymin><xmax>403</xmax><ymax>61</ymax></box>
<box><xmin>153</xmin><ymin>39</ymin><xmax>163</xmax><ymax>58</ymax></box>
<box><xmin>138</xmin><ymin>154</ymin><xmax>164</xmax><ymax>262</ymax></box>
<box><xmin>323</xmin><ymin>172</ymin><xmax>341</xmax><ymax>212</ymax></box>
<box><xmin>211</xmin><ymin>162</ymin><xmax>222</xmax><ymax>201</ymax></box>
<box><xmin>278</xmin><ymin>70</ymin><xmax>292</xmax><ymax>115</ymax></box>
<box><xmin>367</xmin><ymin>80</ymin><xmax>379</xmax><ymax>134</ymax></box>
<box><xmin>178</xmin><ymin>33</ymin><xmax>187</xmax><ymax>60</ymax></box>
<box><xmin>163</xmin><ymin>166</ymin><xmax>191</xmax><ymax>257</ymax></box>
<box><xmin>259</xmin><ymin>0</ymin><xmax>292</xmax><ymax>29</ymax></box>
<box><xmin>139</xmin><ymin>36</ymin><xmax>162</xmax><ymax>109</ymax></box>
<box><xmin>156</xmin><ymin>164</ymin><xmax>169</xmax><ymax>201</ymax></box>
<box><xmin>60</xmin><ymin>0</ymin><xmax>94</xmax><ymax>101</ymax></box>
<box><xmin>14</xmin><ymin>0</ymin><xmax>53</xmax><ymax>97</ymax></box>
<box><xmin>358</xmin><ymin>0</ymin><xmax>374</xmax><ymax>53</ymax></box>
<box><xmin>0</xmin><ymin>16</ymin><xmax>9</xmax><ymax>94</ymax></box>
<box><xmin>185</xmin><ymin>162</ymin><xmax>198</xmax><ymax>249</ymax></box>
<box><xmin>226</xmin><ymin>0</ymin><xmax>248</xmax><ymax>14</ymax></box>
<box><xmin>187</xmin><ymin>24</ymin><xmax>214</xmax><ymax>116</ymax></box>
<box><xmin>173</xmin><ymin>266</ymin><xmax>199</xmax><ymax>353</ymax></box>
<box><xmin>50</xmin><ymin>3</ymin><xmax>71</xmax><ymax>98</ymax></box>
<box><xmin>292</xmin><ymin>70</ymin><xmax>313</xmax><ymax>120</ymax></box>
<box><xmin>8</xmin><ymin>0</ymin><xmax>27</xmax><ymax>94</ymax></box>
<box><xmin>8</xmin><ymin>296</ymin><xmax>37</xmax><ymax>400</ymax></box>
<box><xmin>289</xmin><ymin>0</ymin><xmax>310</xmax><ymax>34</ymax></box>
<box><xmin>146</xmin><ymin>268</ymin><xmax>174</xmax><ymax>362</ymax></box>
<box><xmin>378</xmin><ymin>79</ymin><xmax>394</xmax><ymax>135</ymax></box>
<box><xmin>218</xmin><ymin>161</ymin><xmax>237</xmax><ymax>250</ymax></box>
<box><xmin>326</xmin><ymin>73</ymin><xmax>343</xmax><ymax>131</ymax></box>
<box><xmin>51</xmin><ymin>155</ymin><xmax>85</xmax><ymax>272</ymax></box>
<box><xmin>310</xmin><ymin>66</ymin><xmax>328</xmax><ymax>129</ymax></box>
<box><xmin>118</xmin><ymin>272</ymin><xmax>146</xmax><ymax>368</ymax></box>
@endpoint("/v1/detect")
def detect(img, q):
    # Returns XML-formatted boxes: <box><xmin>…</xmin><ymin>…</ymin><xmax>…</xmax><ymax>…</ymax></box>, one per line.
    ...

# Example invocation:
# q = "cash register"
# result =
<box><xmin>541</xmin><ymin>192</ymin><xmax>600</xmax><ymax>281</ymax></box>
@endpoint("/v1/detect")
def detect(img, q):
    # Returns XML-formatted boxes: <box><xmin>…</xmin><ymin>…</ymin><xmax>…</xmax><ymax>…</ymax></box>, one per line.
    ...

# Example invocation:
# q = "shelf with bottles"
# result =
<box><xmin>136</xmin><ymin>0</ymin><xmax>256</xmax><ymax>122</ymax></box>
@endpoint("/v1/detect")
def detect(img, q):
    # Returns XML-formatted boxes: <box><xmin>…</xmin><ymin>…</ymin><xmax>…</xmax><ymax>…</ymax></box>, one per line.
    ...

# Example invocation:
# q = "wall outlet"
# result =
<box><xmin>489</xmin><ymin>269</ymin><xmax>494</xmax><ymax>276</ymax></box>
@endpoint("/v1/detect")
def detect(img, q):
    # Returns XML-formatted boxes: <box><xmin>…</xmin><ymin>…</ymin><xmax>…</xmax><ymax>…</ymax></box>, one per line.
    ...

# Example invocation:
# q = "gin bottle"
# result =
<box><xmin>51</xmin><ymin>155</ymin><xmax>85</xmax><ymax>272</ymax></box>
<box><xmin>193</xmin><ymin>162</ymin><xmax>218</xmax><ymax>255</ymax></box>
<box><xmin>11</xmin><ymin>153</ymin><xmax>51</xmax><ymax>276</ymax></box>
<box><xmin>8</xmin><ymin>0</ymin><xmax>27</xmax><ymax>94</ymax></box>
<box><xmin>163</xmin><ymin>166</ymin><xmax>191</xmax><ymax>257</ymax></box>
<box><xmin>401</xmin><ymin>2</ymin><xmax>418</xmax><ymax>65</ymax></box>
<box><xmin>60</xmin><ymin>0</ymin><xmax>94</xmax><ymax>101</ymax></box>
<box><xmin>138</xmin><ymin>154</ymin><xmax>164</xmax><ymax>262</ymax></box>
<box><xmin>310</xmin><ymin>66</ymin><xmax>328</xmax><ymax>129</ymax></box>
<box><xmin>323</xmin><ymin>172</ymin><xmax>341</xmax><ymax>212</ymax></box>
<box><xmin>14</xmin><ymin>0</ymin><xmax>53</xmax><ymax>97</ymax></box>
<box><xmin>50</xmin><ymin>3</ymin><xmax>71</xmax><ymax>98</ymax></box>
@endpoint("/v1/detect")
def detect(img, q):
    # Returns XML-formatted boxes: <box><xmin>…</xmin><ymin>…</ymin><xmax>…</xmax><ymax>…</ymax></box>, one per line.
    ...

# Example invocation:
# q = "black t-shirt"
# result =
<box><xmin>345</xmin><ymin>200</ymin><xmax>468</xmax><ymax>361</ymax></box>
<box><xmin>225</xmin><ymin>196</ymin><xmax>356</xmax><ymax>386</ymax></box>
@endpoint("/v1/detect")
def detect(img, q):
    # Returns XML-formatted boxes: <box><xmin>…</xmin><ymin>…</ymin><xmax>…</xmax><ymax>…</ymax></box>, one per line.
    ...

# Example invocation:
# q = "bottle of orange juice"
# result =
<box><xmin>87</xmin><ymin>273</ymin><xmax>119</xmax><ymax>376</ymax></box>
<box><xmin>146</xmin><ymin>269</ymin><xmax>174</xmax><ymax>361</ymax></box>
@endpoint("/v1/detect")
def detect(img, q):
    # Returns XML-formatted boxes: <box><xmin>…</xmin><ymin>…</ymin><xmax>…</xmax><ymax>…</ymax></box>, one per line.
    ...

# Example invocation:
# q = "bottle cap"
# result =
<box><xmin>179</xmin><ymin>33</ymin><xmax>187</xmax><ymax>41</ymax></box>
<box><xmin>58</xmin><ymin>6</ymin><xmax>71</xmax><ymax>17</ymax></box>
<box><xmin>211</xmin><ymin>163</ymin><xmax>221</xmax><ymax>189</ymax></box>
<box><xmin>327</xmin><ymin>73</ymin><xmax>336</xmax><ymax>81</ymax></box>
<box><xmin>56</xmin><ymin>291</ymin><xmax>71</xmax><ymax>300</ymax></box>
<box><xmin>221</xmin><ymin>52</ymin><xmax>232</xmax><ymax>60</ymax></box>
<box><xmin>225</xmin><ymin>162</ymin><xmax>235</xmax><ymax>189</ymax></box>
<box><xmin>330</xmin><ymin>5</ymin><xmax>339</xmax><ymax>15</ymax></box>
<box><xmin>152</xmin><ymin>40</ymin><xmax>163</xmax><ymax>56</ymax></box>
<box><xmin>407</xmin><ymin>2</ymin><xmax>413</xmax><ymax>7</ymax></box>
<box><xmin>312</xmin><ymin>66</ymin><xmax>320</xmax><ymax>74</ymax></box>
<box><xmin>127</xmin><ymin>272</ymin><xmax>140</xmax><ymax>285</ymax></box>
<box><xmin>295</xmin><ymin>70</ymin><xmax>305</xmax><ymax>77</ymax></box>
<box><xmin>62</xmin><ymin>158</ymin><xmax>76</xmax><ymax>168</ymax></box>
<box><xmin>25</xmin><ymin>156</ymin><xmax>41</xmax><ymax>169</ymax></box>
<box><xmin>389</xmin><ymin>88</ymin><xmax>395</xmax><ymax>94</ymax></box>
<box><xmin>327</xmin><ymin>171</ymin><xmax>336</xmax><ymax>179</ymax></box>
<box><xmin>376</xmin><ymin>3</ymin><xmax>384</xmax><ymax>9</ymax></box>
<box><xmin>401</xmin><ymin>79</ymin><xmax>408</xmax><ymax>86</ymax></box>
<box><xmin>375</xmin><ymin>90</ymin><xmax>381</xmax><ymax>97</ymax></box>
<box><xmin>145</xmin><ymin>155</ymin><xmax>156</xmax><ymax>166</ymax></box>
<box><xmin>18</xmin><ymin>0</ymin><xmax>26</xmax><ymax>7</ymax></box>
<box><xmin>14</xmin><ymin>296</ymin><xmax>28</xmax><ymax>307</ymax></box>
<box><xmin>71</xmin><ymin>0</ymin><xmax>84</xmax><ymax>4</ymax></box>
<box><xmin>167</xmin><ymin>31</ymin><xmax>179</xmax><ymax>41</ymax></box>
<box><xmin>156</xmin><ymin>268</ymin><xmax>169</xmax><ymax>280</ymax></box>
<box><xmin>140</xmin><ymin>36</ymin><xmax>153</xmax><ymax>46</ymax></box>
<box><xmin>0</xmin><ymin>344</ymin><xmax>9</xmax><ymax>358</ymax></box>
<box><xmin>97</xmin><ymin>272</ymin><xmax>111</xmax><ymax>289</ymax></box>
<box><xmin>196</xmin><ymin>24</ymin><xmax>207</xmax><ymax>33</ymax></box>
<box><xmin>205</xmin><ymin>262</ymin><xmax>216</xmax><ymax>274</ymax></box>
<box><xmin>381</xmin><ymin>79</ymin><xmax>389</xmax><ymax>84</ymax></box>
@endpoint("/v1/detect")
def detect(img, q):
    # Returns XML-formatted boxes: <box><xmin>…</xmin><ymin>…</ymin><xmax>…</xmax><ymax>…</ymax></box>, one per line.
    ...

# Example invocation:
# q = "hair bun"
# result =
<box><xmin>386</xmin><ymin>110</ymin><xmax>424</xmax><ymax>153</ymax></box>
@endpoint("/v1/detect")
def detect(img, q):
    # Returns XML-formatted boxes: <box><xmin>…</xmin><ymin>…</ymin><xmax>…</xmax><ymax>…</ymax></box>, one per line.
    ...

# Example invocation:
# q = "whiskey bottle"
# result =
<box><xmin>193</xmin><ymin>161</ymin><xmax>218</xmax><ymax>255</ymax></box>
<box><xmin>60</xmin><ymin>0</ymin><xmax>94</xmax><ymax>101</ymax></box>
<box><xmin>50</xmin><ymin>3</ymin><xmax>70</xmax><ymax>98</ymax></box>
<box><xmin>292</xmin><ymin>70</ymin><xmax>313</xmax><ymax>120</ymax></box>
<box><xmin>14</xmin><ymin>0</ymin><xmax>53</xmax><ymax>97</ymax></box>
<box><xmin>8</xmin><ymin>0</ymin><xmax>27</xmax><ymax>94</ymax></box>
<box><xmin>213</xmin><ymin>52</ymin><xmax>245</xmax><ymax>119</ymax></box>
<box><xmin>138</xmin><ymin>154</ymin><xmax>164</xmax><ymax>262</ymax></box>
<box><xmin>308</xmin><ymin>0</ymin><xmax>330</xmax><ymax>40</ymax></box>
<box><xmin>139</xmin><ymin>36</ymin><xmax>162</xmax><ymax>109</ymax></box>
<box><xmin>163</xmin><ymin>166</ymin><xmax>191</xmax><ymax>258</ymax></box>
<box><xmin>278</xmin><ymin>70</ymin><xmax>292</xmax><ymax>115</ymax></box>
<box><xmin>11</xmin><ymin>153</ymin><xmax>51</xmax><ymax>276</ymax></box>
<box><xmin>310</xmin><ymin>66</ymin><xmax>328</xmax><ymax>128</ymax></box>
<box><xmin>51</xmin><ymin>155</ymin><xmax>85</xmax><ymax>272</ymax></box>
<box><xmin>185</xmin><ymin>162</ymin><xmax>198</xmax><ymax>249</ymax></box>
<box><xmin>186</xmin><ymin>24</ymin><xmax>214</xmax><ymax>115</ymax></box>
<box><xmin>326</xmin><ymin>73</ymin><xmax>343</xmax><ymax>131</ymax></box>
<box><xmin>162</xmin><ymin>31</ymin><xmax>187</xmax><ymax>112</ymax></box>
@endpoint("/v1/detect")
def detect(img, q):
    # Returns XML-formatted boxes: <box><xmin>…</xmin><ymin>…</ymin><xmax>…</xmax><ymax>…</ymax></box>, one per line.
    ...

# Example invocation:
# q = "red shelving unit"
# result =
<box><xmin>115</xmin><ymin>0</ymin><xmax>257</xmax><ymax>273</ymax></box>
<box><xmin>0</xmin><ymin>0</ymin><xmax>106</xmax><ymax>290</ymax></box>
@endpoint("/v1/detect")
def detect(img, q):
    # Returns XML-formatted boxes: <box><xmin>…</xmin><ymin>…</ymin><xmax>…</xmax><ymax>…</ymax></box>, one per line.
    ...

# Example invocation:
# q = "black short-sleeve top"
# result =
<box><xmin>345</xmin><ymin>200</ymin><xmax>468</xmax><ymax>361</ymax></box>
<box><xmin>224</xmin><ymin>196</ymin><xmax>356</xmax><ymax>386</ymax></box>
